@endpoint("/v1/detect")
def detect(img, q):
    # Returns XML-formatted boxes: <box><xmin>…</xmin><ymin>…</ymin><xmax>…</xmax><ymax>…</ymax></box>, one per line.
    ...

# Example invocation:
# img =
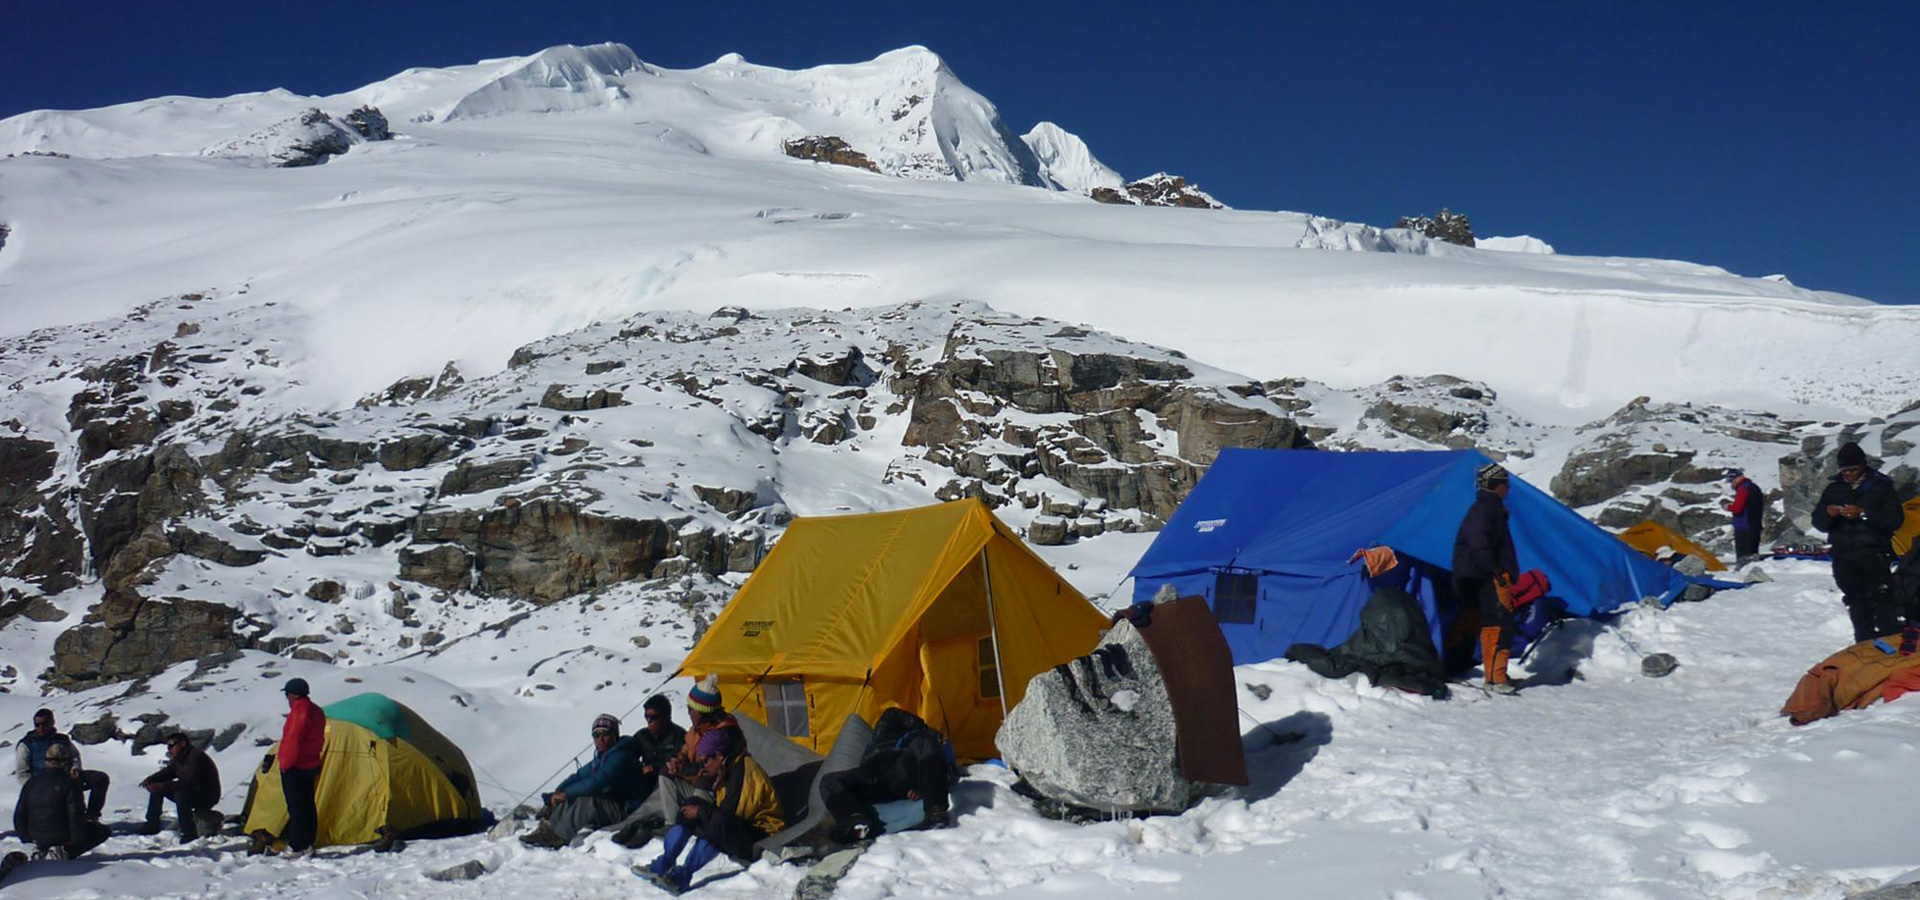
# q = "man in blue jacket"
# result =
<box><xmin>522</xmin><ymin>713</ymin><xmax>648</xmax><ymax>848</ymax></box>
<box><xmin>1453</xmin><ymin>463</ymin><xmax>1522</xmax><ymax>693</ymax></box>
<box><xmin>1811</xmin><ymin>443</ymin><xmax>1908</xmax><ymax>642</ymax></box>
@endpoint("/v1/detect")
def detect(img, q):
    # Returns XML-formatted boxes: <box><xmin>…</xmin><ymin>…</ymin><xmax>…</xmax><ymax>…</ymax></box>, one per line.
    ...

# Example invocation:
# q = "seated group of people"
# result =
<box><xmin>525</xmin><ymin>675</ymin><xmax>956</xmax><ymax>895</ymax></box>
<box><xmin>12</xmin><ymin>708</ymin><xmax>224</xmax><ymax>861</ymax></box>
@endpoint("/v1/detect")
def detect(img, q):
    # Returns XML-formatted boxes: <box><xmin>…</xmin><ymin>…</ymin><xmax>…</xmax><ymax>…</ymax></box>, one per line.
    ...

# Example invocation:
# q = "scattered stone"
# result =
<box><xmin>305</xmin><ymin>580</ymin><xmax>343</xmax><ymax>603</ymax></box>
<box><xmin>427</xmin><ymin>860</ymin><xmax>490</xmax><ymax>882</ymax></box>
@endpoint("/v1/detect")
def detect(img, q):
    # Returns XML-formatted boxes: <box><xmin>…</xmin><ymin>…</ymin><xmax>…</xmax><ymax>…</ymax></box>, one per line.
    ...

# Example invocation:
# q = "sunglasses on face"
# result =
<box><xmin>644</xmin><ymin>712</ymin><xmax>666</xmax><ymax>721</ymax></box>
<box><xmin>592</xmin><ymin>730</ymin><xmax>615</xmax><ymax>738</ymax></box>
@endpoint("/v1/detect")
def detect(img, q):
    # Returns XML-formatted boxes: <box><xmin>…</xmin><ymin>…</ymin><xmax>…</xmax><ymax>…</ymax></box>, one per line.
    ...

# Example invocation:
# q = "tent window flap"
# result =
<box><xmin>766</xmin><ymin>680</ymin><xmax>809</xmax><ymax>737</ymax></box>
<box><xmin>1213</xmin><ymin>571</ymin><xmax>1258</xmax><ymax>625</ymax></box>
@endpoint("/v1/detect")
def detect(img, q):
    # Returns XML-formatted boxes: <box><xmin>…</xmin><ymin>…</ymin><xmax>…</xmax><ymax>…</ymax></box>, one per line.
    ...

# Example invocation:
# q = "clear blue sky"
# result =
<box><xmin>5</xmin><ymin>1</ymin><xmax>1915</xmax><ymax>302</ymax></box>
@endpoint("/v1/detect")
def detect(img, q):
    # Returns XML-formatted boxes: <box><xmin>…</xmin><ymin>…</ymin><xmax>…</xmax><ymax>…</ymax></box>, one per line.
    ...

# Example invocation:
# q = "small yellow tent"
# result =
<box><xmin>679</xmin><ymin>498</ymin><xmax>1108</xmax><ymax>762</ymax></box>
<box><xmin>1617</xmin><ymin>520</ymin><xmax>1727</xmax><ymax>572</ymax></box>
<box><xmin>1895</xmin><ymin>498</ymin><xmax>1920</xmax><ymax>557</ymax></box>
<box><xmin>244</xmin><ymin>693</ymin><xmax>482</xmax><ymax>849</ymax></box>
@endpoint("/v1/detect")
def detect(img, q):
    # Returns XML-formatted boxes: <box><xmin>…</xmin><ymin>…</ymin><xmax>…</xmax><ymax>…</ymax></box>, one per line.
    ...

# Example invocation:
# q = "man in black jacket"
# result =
<box><xmin>1452</xmin><ymin>463</ymin><xmax>1522</xmax><ymax>693</ymax></box>
<box><xmin>13</xmin><ymin>709</ymin><xmax>110</xmax><ymax>822</ymax></box>
<box><xmin>1811</xmin><ymin>442</ymin><xmax>1908</xmax><ymax>642</ymax></box>
<box><xmin>14</xmin><ymin>743</ymin><xmax>110</xmax><ymax>860</ymax></box>
<box><xmin>821</xmin><ymin>707</ymin><xmax>956</xmax><ymax>842</ymax></box>
<box><xmin>139</xmin><ymin>733</ymin><xmax>223</xmax><ymax>840</ymax></box>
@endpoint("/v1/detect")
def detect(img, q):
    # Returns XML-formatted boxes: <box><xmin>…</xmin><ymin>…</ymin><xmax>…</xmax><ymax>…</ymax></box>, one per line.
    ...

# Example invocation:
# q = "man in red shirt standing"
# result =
<box><xmin>1723</xmin><ymin>469</ymin><xmax>1766</xmax><ymax>563</ymax></box>
<box><xmin>278</xmin><ymin>678</ymin><xmax>326</xmax><ymax>856</ymax></box>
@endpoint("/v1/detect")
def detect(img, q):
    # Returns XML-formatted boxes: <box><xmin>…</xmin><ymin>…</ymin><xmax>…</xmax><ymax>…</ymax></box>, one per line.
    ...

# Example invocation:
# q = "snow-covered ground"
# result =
<box><xmin>3</xmin><ymin>560</ymin><xmax>1914</xmax><ymax>899</ymax></box>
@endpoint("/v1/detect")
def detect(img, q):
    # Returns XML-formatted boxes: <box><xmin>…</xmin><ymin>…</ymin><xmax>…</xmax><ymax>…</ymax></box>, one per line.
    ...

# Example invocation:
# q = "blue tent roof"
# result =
<box><xmin>1128</xmin><ymin>448</ymin><xmax>1692</xmax><ymax>664</ymax></box>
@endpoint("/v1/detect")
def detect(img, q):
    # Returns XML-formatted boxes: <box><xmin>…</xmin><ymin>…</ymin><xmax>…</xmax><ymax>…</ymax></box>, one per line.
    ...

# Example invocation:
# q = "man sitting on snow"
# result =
<box><xmin>521</xmin><ymin>713</ymin><xmax>649</xmax><ymax>849</ymax></box>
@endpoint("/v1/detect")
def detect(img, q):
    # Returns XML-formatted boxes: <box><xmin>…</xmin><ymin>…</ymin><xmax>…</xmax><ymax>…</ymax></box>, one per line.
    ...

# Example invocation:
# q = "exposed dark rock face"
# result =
<box><xmin>49</xmin><ymin>591</ymin><xmax>252</xmax><ymax>689</ymax></box>
<box><xmin>438</xmin><ymin>458</ymin><xmax>533</xmax><ymax>496</ymax></box>
<box><xmin>0</xmin><ymin>436</ymin><xmax>83</xmax><ymax>592</ymax></box>
<box><xmin>900</xmin><ymin>333</ymin><xmax>1301</xmax><ymax>522</ymax></box>
<box><xmin>781</xmin><ymin>135</ymin><xmax>881</xmax><ymax>173</ymax></box>
<box><xmin>1091</xmin><ymin>174</ymin><xmax>1224</xmax><ymax>209</ymax></box>
<box><xmin>540</xmin><ymin>385</ymin><xmax>627</xmax><ymax>411</ymax></box>
<box><xmin>342</xmin><ymin>105</ymin><xmax>393</xmax><ymax>141</ymax></box>
<box><xmin>406</xmin><ymin>500</ymin><xmax>675</xmax><ymax>603</ymax></box>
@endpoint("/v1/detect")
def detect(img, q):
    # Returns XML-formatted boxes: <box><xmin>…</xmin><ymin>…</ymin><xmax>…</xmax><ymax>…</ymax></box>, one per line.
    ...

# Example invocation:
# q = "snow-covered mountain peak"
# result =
<box><xmin>1023</xmin><ymin>121</ymin><xmax>1126</xmax><ymax>191</ymax></box>
<box><xmin>438</xmin><ymin>42</ymin><xmax>651</xmax><ymax>121</ymax></box>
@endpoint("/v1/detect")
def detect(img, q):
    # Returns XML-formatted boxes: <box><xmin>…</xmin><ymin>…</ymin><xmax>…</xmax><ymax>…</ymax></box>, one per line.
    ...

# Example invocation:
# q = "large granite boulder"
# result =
<box><xmin>996</xmin><ymin>617</ymin><xmax>1196</xmax><ymax>813</ymax></box>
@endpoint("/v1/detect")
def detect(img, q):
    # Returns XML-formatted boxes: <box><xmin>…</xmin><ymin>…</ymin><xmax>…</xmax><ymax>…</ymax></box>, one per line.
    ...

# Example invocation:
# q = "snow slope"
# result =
<box><xmin>2</xmin><ymin>51</ymin><xmax>1914</xmax><ymax>421</ymax></box>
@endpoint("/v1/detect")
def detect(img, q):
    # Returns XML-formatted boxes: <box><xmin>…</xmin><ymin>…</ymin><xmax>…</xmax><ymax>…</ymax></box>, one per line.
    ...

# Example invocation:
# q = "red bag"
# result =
<box><xmin>1508</xmin><ymin>569</ymin><xmax>1551</xmax><ymax>608</ymax></box>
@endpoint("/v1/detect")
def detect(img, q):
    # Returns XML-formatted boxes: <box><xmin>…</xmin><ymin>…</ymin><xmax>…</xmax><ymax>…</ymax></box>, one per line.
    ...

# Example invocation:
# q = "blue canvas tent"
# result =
<box><xmin>1128</xmin><ymin>448</ymin><xmax>1699</xmax><ymax>666</ymax></box>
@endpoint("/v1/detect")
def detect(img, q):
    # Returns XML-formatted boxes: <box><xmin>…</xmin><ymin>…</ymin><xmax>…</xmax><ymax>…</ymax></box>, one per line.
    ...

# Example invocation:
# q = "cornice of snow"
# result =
<box><xmin>1023</xmin><ymin>122</ymin><xmax>1125</xmax><ymax>192</ymax></box>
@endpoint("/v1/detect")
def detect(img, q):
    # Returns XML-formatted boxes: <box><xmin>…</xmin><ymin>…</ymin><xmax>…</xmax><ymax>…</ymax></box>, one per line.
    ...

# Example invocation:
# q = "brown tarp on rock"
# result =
<box><xmin>1781</xmin><ymin>639</ymin><xmax>1920</xmax><ymax>726</ymax></box>
<box><xmin>1136</xmin><ymin>596</ymin><xmax>1248</xmax><ymax>786</ymax></box>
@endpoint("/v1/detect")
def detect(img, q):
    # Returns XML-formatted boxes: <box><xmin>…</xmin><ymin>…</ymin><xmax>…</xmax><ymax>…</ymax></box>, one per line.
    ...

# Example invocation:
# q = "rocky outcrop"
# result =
<box><xmin>901</xmin><ymin>332</ymin><xmax>1302</xmax><ymax>522</ymax></box>
<box><xmin>406</xmin><ymin>500</ymin><xmax>675</xmax><ymax>603</ymax></box>
<box><xmin>342</xmin><ymin>105</ymin><xmax>393</xmax><ymax>142</ymax></box>
<box><xmin>540</xmin><ymin>385</ymin><xmax>627</xmax><ymax>411</ymax></box>
<box><xmin>48</xmin><ymin>591</ymin><xmax>253</xmax><ymax>689</ymax></box>
<box><xmin>1090</xmin><ymin>173</ymin><xmax>1224</xmax><ymax>209</ymax></box>
<box><xmin>996</xmin><ymin>618</ymin><xmax>1196</xmax><ymax>813</ymax></box>
<box><xmin>781</xmin><ymin>135</ymin><xmax>881</xmax><ymax>173</ymax></box>
<box><xmin>1777</xmin><ymin>415</ymin><xmax>1920</xmax><ymax>535</ymax></box>
<box><xmin>0</xmin><ymin>436</ymin><xmax>83</xmax><ymax>593</ymax></box>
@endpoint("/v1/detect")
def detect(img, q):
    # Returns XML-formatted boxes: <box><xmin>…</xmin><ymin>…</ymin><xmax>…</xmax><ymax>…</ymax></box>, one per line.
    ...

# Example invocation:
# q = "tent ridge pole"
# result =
<box><xmin>983</xmin><ymin>548</ymin><xmax>1011</xmax><ymax>720</ymax></box>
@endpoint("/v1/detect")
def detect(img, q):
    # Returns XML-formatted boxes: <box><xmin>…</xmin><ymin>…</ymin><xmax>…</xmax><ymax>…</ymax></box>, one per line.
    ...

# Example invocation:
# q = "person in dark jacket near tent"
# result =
<box><xmin>821</xmin><ymin>707</ymin><xmax>957</xmax><ymax>842</ymax></box>
<box><xmin>14</xmin><ymin>743</ymin><xmax>109</xmax><ymax>860</ymax></box>
<box><xmin>1453</xmin><ymin>463</ymin><xmax>1523</xmax><ymax>693</ymax></box>
<box><xmin>12</xmin><ymin>709</ymin><xmax>109</xmax><ymax>823</ymax></box>
<box><xmin>139</xmin><ymin>732</ymin><xmax>223</xmax><ymax>839</ymax></box>
<box><xmin>278</xmin><ymin>678</ymin><xmax>326</xmax><ymax>856</ymax></box>
<box><xmin>1811</xmin><ymin>443</ymin><xmax>1907</xmax><ymax>642</ymax></box>
<box><xmin>522</xmin><ymin>713</ymin><xmax>650</xmax><ymax>848</ymax></box>
<box><xmin>1723</xmin><ymin>469</ymin><xmax>1767</xmax><ymax>562</ymax></box>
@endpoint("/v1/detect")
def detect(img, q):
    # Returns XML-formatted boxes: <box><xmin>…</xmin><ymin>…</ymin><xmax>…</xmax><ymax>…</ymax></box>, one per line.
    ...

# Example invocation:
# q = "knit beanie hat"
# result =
<box><xmin>1837</xmin><ymin>442</ymin><xmax>1868</xmax><ymax>467</ymax></box>
<box><xmin>687</xmin><ymin>673</ymin><xmax>722</xmax><ymax>714</ymax></box>
<box><xmin>694</xmin><ymin>724</ymin><xmax>738</xmax><ymax>759</ymax></box>
<box><xmin>1475</xmin><ymin>463</ymin><xmax>1510</xmax><ymax>491</ymax></box>
<box><xmin>590</xmin><ymin>713</ymin><xmax>621</xmax><ymax>735</ymax></box>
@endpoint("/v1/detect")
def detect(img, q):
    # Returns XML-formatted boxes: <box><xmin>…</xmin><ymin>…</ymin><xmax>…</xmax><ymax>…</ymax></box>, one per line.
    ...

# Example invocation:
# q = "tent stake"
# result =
<box><xmin>983</xmin><ymin>551</ymin><xmax>1011</xmax><ymax>720</ymax></box>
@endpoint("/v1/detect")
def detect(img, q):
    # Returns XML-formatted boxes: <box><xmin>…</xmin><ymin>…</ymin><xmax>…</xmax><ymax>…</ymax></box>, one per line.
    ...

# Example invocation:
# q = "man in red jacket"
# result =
<box><xmin>279</xmin><ymin>678</ymin><xmax>326</xmax><ymax>856</ymax></box>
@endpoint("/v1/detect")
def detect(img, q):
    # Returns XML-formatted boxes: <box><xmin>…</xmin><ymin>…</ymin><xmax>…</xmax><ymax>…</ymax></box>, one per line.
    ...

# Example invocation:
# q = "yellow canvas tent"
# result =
<box><xmin>679</xmin><ymin>498</ymin><xmax>1108</xmax><ymax>762</ymax></box>
<box><xmin>1895</xmin><ymin>498</ymin><xmax>1920</xmax><ymax>557</ymax></box>
<box><xmin>1617</xmin><ymin>520</ymin><xmax>1727</xmax><ymax>572</ymax></box>
<box><xmin>244</xmin><ymin>693</ymin><xmax>482</xmax><ymax>849</ymax></box>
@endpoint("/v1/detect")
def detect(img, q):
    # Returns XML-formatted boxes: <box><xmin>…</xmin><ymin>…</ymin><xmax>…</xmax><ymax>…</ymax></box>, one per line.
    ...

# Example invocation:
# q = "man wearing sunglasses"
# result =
<box><xmin>1811</xmin><ymin>442</ymin><xmax>1907</xmax><ymax>642</ymax></box>
<box><xmin>522</xmin><ymin>713</ymin><xmax>647</xmax><ymax>849</ymax></box>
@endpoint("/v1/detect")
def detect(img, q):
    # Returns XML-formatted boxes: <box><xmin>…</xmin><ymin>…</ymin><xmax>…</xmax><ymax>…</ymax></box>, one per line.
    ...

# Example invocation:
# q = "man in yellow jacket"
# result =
<box><xmin>641</xmin><ymin>724</ymin><xmax>785</xmax><ymax>894</ymax></box>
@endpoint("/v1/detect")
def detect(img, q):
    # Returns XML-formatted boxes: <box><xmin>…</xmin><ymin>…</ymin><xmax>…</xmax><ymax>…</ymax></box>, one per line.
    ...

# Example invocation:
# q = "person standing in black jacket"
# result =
<box><xmin>1811</xmin><ymin>442</ymin><xmax>1908</xmax><ymax>642</ymax></box>
<box><xmin>139</xmin><ymin>733</ymin><xmax>223</xmax><ymax>840</ymax></box>
<box><xmin>14</xmin><ymin>744</ymin><xmax>109</xmax><ymax>860</ymax></box>
<box><xmin>1453</xmin><ymin>463</ymin><xmax>1523</xmax><ymax>694</ymax></box>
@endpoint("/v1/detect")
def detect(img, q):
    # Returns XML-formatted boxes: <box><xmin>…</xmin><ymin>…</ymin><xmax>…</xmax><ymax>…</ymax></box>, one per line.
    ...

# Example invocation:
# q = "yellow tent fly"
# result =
<box><xmin>1617</xmin><ymin>520</ymin><xmax>1727</xmax><ymax>572</ymax></box>
<box><xmin>678</xmin><ymin>498</ymin><xmax>1108</xmax><ymax>762</ymax></box>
